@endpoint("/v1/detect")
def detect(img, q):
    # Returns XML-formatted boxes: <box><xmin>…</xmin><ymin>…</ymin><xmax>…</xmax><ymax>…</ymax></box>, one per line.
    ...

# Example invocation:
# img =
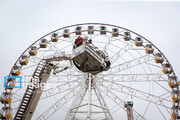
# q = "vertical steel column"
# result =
<box><xmin>87</xmin><ymin>74</ymin><xmax>92</xmax><ymax>120</ymax></box>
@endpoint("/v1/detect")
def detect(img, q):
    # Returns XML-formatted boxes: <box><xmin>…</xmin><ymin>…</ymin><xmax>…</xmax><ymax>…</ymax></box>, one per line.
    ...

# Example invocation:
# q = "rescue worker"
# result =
<box><xmin>106</xmin><ymin>60</ymin><xmax>111</xmax><ymax>68</ymax></box>
<box><xmin>88</xmin><ymin>39</ymin><xmax>92</xmax><ymax>44</ymax></box>
<box><xmin>75</xmin><ymin>36</ymin><xmax>83</xmax><ymax>47</ymax></box>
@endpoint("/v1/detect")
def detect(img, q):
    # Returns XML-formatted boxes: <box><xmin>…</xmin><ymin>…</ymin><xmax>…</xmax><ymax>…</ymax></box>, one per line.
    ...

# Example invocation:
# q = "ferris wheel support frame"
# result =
<box><xmin>87</xmin><ymin>74</ymin><xmax>92</xmax><ymax>120</ymax></box>
<box><xmin>65</xmin><ymin>74</ymin><xmax>114</xmax><ymax>120</ymax></box>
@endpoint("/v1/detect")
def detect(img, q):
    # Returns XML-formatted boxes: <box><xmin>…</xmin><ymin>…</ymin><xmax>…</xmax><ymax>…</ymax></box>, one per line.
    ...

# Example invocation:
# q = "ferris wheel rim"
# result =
<box><xmin>9</xmin><ymin>23</ymin><xmax>176</xmax><ymax>77</ymax></box>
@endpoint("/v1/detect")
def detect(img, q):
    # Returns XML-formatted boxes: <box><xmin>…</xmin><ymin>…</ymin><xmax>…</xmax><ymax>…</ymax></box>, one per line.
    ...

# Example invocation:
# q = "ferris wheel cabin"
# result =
<box><xmin>19</xmin><ymin>55</ymin><xmax>29</xmax><ymax>65</ymax></box>
<box><xmin>51</xmin><ymin>33</ymin><xmax>59</xmax><ymax>42</ymax></box>
<box><xmin>5</xmin><ymin>78</ymin><xmax>16</xmax><ymax>90</ymax></box>
<box><xmin>145</xmin><ymin>44</ymin><xmax>154</xmax><ymax>54</ymax></box>
<box><xmin>72</xmin><ymin>37</ymin><xmax>111</xmax><ymax>75</ymax></box>
<box><xmin>123</xmin><ymin>32</ymin><xmax>131</xmax><ymax>41</ymax></box>
<box><xmin>88</xmin><ymin>26</ymin><xmax>94</xmax><ymax>34</ymax></box>
<box><xmin>112</xmin><ymin>28</ymin><xmax>119</xmax><ymax>37</ymax></box>
<box><xmin>100</xmin><ymin>26</ymin><xmax>106</xmax><ymax>35</ymax></box>
<box><xmin>75</xmin><ymin>26</ymin><xmax>82</xmax><ymax>35</ymax></box>
<box><xmin>0</xmin><ymin>92</ymin><xmax>12</xmax><ymax>104</ymax></box>
<box><xmin>0</xmin><ymin>107</ymin><xmax>12</xmax><ymax>119</ymax></box>
<box><xmin>135</xmin><ymin>37</ymin><xmax>143</xmax><ymax>46</ymax></box>
<box><xmin>11</xmin><ymin>66</ymin><xmax>21</xmax><ymax>76</ymax></box>
<box><xmin>39</xmin><ymin>39</ymin><xmax>48</xmax><ymax>48</ymax></box>
<box><xmin>29</xmin><ymin>46</ymin><xmax>37</xmax><ymax>56</ymax></box>
<box><xmin>63</xmin><ymin>29</ymin><xmax>70</xmax><ymax>38</ymax></box>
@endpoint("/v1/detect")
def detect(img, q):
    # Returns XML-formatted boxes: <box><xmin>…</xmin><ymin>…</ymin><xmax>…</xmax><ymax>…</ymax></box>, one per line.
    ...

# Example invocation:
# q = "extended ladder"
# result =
<box><xmin>14</xmin><ymin>60</ymin><xmax>53</xmax><ymax>120</ymax></box>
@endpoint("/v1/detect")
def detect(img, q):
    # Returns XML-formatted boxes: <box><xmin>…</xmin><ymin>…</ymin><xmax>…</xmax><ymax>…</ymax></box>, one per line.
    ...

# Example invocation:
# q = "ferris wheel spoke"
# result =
<box><xmin>47</xmin><ymin>76</ymin><xmax>84</xmax><ymax>83</ymax></box>
<box><xmin>81</xmin><ymin>32</ymin><xmax>89</xmax><ymax>38</ymax></box>
<box><xmin>96</xmin><ymin>80</ymin><xmax>146</xmax><ymax>120</ymax></box>
<box><xmin>111</xmin><ymin>54</ymin><xmax>153</xmax><ymax>69</ymax></box>
<box><xmin>57</xmin><ymin>43</ymin><xmax>72</xmax><ymax>52</ymax></box>
<box><xmin>11</xmin><ymin>88</ymin><xmax>25</xmax><ymax>103</ymax></box>
<box><xmin>21</xmin><ymin>64</ymin><xmax>38</xmax><ymax>70</ymax></box>
<box><xmin>110</xmin><ymin>42</ymin><xmax>134</xmax><ymax>64</ymax></box>
<box><xmin>145</xmin><ymin>62</ymin><xmax>163</xmax><ymax>69</ymax></box>
<box><xmin>99</xmin><ymin>79</ymin><xmax>172</xmax><ymax>109</ymax></box>
<box><xmin>154</xmin><ymin>81</ymin><xmax>170</xmax><ymax>92</ymax></box>
<box><xmin>48</xmin><ymin>40</ymin><xmax>65</xmax><ymax>52</ymax></box>
<box><xmin>67</xmin><ymin>35</ymin><xmax>75</xmax><ymax>45</ymax></box>
<box><xmin>155</xmin><ymin>103</ymin><xmax>169</xmax><ymax>120</ymax></box>
<box><xmin>36</xmin><ymin>81</ymin><xmax>84</xmax><ymax>120</ymax></box>
<box><xmin>91</xmin><ymin>33</ymin><xmax>101</xmax><ymax>40</ymax></box>
<box><xmin>103</xmin><ymin>35</ymin><xmax>112</xmax><ymax>51</ymax></box>
<box><xmin>40</xmin><ymin>80</ymin><xmax>83</xmax><ymax>100</ymax></box>
<box><xmin>28</xmin><ymin>57</ymin><xmax>40</xmax><ymax>64</ymax></box>
<box><xmin>109</xmin><ymin>54</ymin><xmax>154</xmax><ymax>74</ymax></box>
<box><xmin>48</xmin><ymin>74</ymin><xmax>85</xmax><ymax>77</ymax></box>
<box><xmin>11</xmin><ymin>96</ymin><xmax>22</xmax><ymax>104</ymax></box>
<box><xmin>29</xmin><ymin>53</ymin><xmax>50</xmax><ymax>65</ymax></box>
<box><xmin>97</xmin><ymin>73</ymin><xmax>167</xmax><ymax>82</ymax></box>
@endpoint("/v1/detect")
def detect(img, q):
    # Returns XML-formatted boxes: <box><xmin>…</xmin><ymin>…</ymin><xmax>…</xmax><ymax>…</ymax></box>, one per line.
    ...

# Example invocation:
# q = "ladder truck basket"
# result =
<box><xmin>71</xmin><ymin>40</ymin><xmax>110</xmax><ymax>74</ymax></box>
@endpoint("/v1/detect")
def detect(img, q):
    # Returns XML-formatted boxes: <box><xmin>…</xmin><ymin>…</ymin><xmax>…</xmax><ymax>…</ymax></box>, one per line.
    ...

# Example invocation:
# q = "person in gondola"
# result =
<box><xmin>75</xmin><ymin>36</ymin><xmax>83</xmax><ymax>47</ymax></box>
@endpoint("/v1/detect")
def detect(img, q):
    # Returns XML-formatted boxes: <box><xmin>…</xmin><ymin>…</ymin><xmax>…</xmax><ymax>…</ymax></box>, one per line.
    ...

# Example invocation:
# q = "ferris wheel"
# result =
<box><xmin>0</xmin><ymin>23</ymin><xmax>179</xmax><ymax>120</ymax></box>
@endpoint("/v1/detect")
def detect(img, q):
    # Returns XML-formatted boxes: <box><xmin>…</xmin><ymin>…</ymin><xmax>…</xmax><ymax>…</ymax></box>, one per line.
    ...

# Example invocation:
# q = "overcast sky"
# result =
<box><xmin>0</xmin><ymin>0</ymin><xmax>180</xmax><ymax>119</ymax></box>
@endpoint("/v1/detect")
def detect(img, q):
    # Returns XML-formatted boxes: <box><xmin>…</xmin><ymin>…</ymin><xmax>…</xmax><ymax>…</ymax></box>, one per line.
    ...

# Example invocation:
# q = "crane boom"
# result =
<box><xmin>14</xmin><ymin>53</ymin><xmax>71</xmax><ymax>120</ymax></box>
